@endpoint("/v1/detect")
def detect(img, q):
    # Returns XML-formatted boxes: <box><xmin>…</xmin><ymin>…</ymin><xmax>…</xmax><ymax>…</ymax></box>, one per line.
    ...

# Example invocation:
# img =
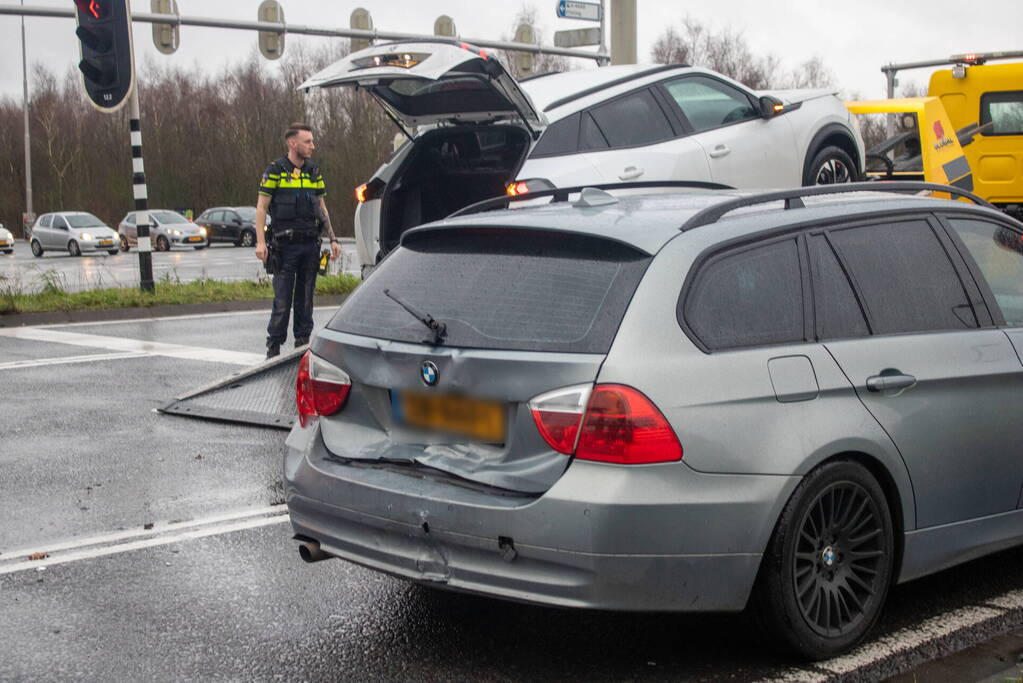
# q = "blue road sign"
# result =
<box><xmin>557</xmin><ymin>0</ymin><xmax>601</xmax><ymax>22</ymax></box>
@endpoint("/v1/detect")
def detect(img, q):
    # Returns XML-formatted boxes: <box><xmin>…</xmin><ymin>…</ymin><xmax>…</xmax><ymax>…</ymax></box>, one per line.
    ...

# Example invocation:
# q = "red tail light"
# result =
<box><xmin>576</xmin><ymin>385</ymin><xmax>682</xmax><ymax>464</ymax></box>
<box><xmin>530</xmin><ymin>384</ymin><xmax>682</xmax><ymax>464</ymax></box>
<box><xmin>296</xmin><ymin>351</ymin><xmax>351</xmax><ymax>428</ymax></box>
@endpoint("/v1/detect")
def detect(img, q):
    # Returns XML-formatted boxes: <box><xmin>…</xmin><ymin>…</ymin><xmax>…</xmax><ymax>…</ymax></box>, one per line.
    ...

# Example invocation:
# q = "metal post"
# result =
<box><xmin>129</xmin><ymin>89</ymin><xmax>155</xmax><ymax>292</ymax></box>
<box><xmin>598</xmin><ymin>0</ymin><xmax>609</xmax><ymax>66</ymax></box>
<box><xmin>21</xmin><ymin>0</ymin><xmax>33</xmax><ymax>238</ymax></box>
<box><xmin>610</xmin><ymin>0</ymin><xmax>637</xmax><ymax>65</ymax></box>
<box><xmin>884</xmin><ymin>67</ymin><xmax>898</xmax><ymax>139</ymax></box>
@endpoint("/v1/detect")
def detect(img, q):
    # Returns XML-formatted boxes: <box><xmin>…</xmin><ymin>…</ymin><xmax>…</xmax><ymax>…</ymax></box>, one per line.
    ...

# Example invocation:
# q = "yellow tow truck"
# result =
<box><xmin>853</xmin><ymin>52</ymin><xmax>1023</xmax><ymax>217</ymax></box>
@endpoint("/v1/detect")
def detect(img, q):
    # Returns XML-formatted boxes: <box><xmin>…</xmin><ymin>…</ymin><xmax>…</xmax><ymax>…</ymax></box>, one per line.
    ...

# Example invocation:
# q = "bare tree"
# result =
<box><xmin>650</xmin><ymin>15</ymin><xmax>833</xmax><ymax>91</ymax></box>
<box><xmin>499</xmin><ymin>5</ymin><xmax>569</xmax><ymax>79</ymax></box>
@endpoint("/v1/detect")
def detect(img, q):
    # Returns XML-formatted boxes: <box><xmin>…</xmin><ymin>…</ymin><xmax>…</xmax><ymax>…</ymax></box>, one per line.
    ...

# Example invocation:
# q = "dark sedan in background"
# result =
<box><xmin>195</xmin><ymin>206</ymin><xmax>266</xmax><ymax>247</ymax></box>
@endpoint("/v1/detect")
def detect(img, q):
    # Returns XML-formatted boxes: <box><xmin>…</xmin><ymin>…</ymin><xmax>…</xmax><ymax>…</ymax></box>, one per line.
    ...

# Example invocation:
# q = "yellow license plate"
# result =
<box><xmin>187</xmin><ymin>236</ymin><xmax>202</xmax><ymax>242</ymax></box>
<box><xmin>393</xmin><ymin>390</ymin><xmax>506</xmax><ymax>442</ymax></box>
<box><xmin>98</xmin><ymin>240</ymin><xmax>112</xmax><ymax>246</ymax></box>
<box><xmin>0</xmin><ymin>241</ymin><xmax>9</xmax><ymax>247</ymax></box>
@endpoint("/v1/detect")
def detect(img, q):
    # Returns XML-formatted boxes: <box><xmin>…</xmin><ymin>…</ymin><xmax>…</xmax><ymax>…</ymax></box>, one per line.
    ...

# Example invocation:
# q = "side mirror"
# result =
<box><xmin>232</xmin><ymin>218</ymin><xmax>243</xmax><ymax>225</ymax></box>
<box><xmin>759</xmin><ymin>95</ymin><xmax>785</xmax><ymax>119</ymax></box>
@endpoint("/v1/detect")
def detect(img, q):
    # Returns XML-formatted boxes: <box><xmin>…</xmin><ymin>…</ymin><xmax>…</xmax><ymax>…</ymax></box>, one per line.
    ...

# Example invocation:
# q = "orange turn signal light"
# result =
<box><xmin>506</xmin><ymin>181</ymin><xmax>530</xmax><ymax>196</ymax></box>
<box><xmin>355</xmin><ymin>183</ymin><xmax>368</xmax><ymax>203</ymax></box>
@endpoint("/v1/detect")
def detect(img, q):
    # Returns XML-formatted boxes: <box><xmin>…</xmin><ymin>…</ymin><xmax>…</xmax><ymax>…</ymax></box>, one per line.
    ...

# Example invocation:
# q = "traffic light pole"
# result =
<box><xmin>129</xmin><ymin>88</ymin><xmax>154</xmax><ymax>292</ymax></box>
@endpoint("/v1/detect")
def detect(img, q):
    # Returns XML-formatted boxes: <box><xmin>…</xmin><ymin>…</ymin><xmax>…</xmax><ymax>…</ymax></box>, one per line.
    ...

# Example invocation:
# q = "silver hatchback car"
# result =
<box><xmin>284</xmin><ymin>182</ymin><xmax>1023</xmax><ymax>659</ymax></box>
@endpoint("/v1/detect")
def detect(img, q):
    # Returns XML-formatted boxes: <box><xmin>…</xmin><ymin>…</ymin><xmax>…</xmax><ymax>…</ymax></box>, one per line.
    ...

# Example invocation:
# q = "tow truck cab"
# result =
<box><xmin>929</xmin><ymin>61</ymin><xmax>1023</xmax><ymax>218</ymax></box>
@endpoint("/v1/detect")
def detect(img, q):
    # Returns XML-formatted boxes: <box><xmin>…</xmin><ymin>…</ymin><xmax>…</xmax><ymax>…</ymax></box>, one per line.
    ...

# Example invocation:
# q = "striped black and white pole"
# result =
<box><xmin>129</xmin><ymin>88</ymin><xmax>154</xmax><ymax>292</ymax></box>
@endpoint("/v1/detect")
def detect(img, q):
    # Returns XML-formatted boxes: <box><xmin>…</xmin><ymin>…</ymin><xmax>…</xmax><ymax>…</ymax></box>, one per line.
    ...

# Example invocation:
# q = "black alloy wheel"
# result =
<box><xmin>793</xmin><ymin>481</ymin><xmax>886</xmax><ymax>638</ymax></box>
<box><xmin>31</xmin><ymin>240</ymin><xmax>43</xmax><ymax>257</ymax></box>
<box><xmin>755</xmin><ymin>461</ymin><xmax>894</xmax><ymax>659</ymax></box>
<box><xmin>805</xmin><ymin>146</ymin><xmax>857</xmax><ymax>185</ymax></box>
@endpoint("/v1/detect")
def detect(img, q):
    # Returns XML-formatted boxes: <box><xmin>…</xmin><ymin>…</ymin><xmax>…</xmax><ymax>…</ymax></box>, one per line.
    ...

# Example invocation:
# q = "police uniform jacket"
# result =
<box><xmin>258</xmin><ymin>157</ymin><xmax>326</xmax><ymax>236</ymax></box>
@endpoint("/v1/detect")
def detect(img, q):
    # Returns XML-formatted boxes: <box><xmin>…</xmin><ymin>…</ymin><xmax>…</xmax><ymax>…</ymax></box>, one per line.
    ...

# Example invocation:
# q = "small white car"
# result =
<box><xmin>0</xmin><ymin>223</ymin><xmax>13</xmax><ymax>254</ymax></box>
<box><xmin>300</xmin><ymin>41</ymin><xmax>866</xmax><ymax>274</ymax></box>
<box><xmin>29</xmin><ymin>212</ymin><xmax>119</xmax><ymax>257</ymax></box>
<box><xmin>118</xmin><ymin>210</ymin><xmax>207</xmax><ymax>252</ymax></box>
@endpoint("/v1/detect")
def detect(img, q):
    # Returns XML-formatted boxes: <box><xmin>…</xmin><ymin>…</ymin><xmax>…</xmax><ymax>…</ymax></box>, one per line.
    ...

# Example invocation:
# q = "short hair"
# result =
<box><xmin>285</xmin><ymin>122</ymin><xmax>313</xmax><ymax>140</ymax></box>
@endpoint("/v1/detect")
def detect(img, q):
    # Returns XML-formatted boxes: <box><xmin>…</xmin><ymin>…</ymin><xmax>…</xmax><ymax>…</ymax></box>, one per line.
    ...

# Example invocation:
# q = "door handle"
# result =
<box><xmin>618</xmin><ymin>166</ymin><xmax>644</xmax><ymax>180</ymax></box>
<box><xmin>866</xmin><ymin>372</ymin><xmax>917</xmax><ymax>393</ymax></box>
<box><xmin>709</xmin><ymin>145</ymin><xmax>731</xmax><ymax>159</ymax></box>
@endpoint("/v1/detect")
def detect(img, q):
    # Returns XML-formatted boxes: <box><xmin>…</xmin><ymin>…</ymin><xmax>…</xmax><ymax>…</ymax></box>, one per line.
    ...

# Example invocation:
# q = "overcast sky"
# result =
<box><xmin>1</xmin><ymin>0</ymin><xmax>1021</xmax><ymax>103</ymax></box>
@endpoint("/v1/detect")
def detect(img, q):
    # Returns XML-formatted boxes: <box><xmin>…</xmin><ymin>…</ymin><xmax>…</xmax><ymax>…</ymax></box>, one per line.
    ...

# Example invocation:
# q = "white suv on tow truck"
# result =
<box><xmin>300</xmin><ymin>40</ymin><xmax>865</xmax><ymax>275</ymax></box>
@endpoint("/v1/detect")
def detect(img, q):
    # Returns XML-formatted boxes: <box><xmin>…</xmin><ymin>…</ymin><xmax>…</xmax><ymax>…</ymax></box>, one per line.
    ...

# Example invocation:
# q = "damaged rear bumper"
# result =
<box><xmin>283</xmin><ymin>422</ymin><xmax>799</xmax><ymax>612</ymax></box>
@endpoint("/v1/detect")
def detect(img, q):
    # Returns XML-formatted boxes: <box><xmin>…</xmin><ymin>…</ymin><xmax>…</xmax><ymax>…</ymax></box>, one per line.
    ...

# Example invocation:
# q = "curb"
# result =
<box><xmin>0</xmin><ymin>294</ymin><xmax>349</xmax><ymax>327</ymax></box>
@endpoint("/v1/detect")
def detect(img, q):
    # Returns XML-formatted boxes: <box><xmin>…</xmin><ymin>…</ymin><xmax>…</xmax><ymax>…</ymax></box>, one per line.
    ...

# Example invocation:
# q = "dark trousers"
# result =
<box><xmin>267</xmin><ymin>239</ymin><xmax>320</xmax><ymax>346</ymax></box>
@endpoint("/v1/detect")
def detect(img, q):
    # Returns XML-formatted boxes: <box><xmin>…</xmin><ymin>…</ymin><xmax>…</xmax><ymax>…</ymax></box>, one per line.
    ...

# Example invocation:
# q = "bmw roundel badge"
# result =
<box><xmin>420</xmin><ymin>360</ymin><xmax>439</xmax><ymax>387</ymax></box>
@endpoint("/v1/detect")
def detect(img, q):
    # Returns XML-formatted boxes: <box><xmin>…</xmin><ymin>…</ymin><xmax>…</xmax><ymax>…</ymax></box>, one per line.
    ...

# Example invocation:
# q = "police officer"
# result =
<box><xmin>255</xmin><ymin>122</ymin><xmax>341</xmax><ymax>358</ymax></box>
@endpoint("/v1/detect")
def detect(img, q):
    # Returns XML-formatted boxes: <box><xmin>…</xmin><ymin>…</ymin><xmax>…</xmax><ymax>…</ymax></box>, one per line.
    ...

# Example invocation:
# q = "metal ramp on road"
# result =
<box><xmin>159</xmin><ymin>348</ymin><xmax>303</xmax><ymax>429</ymax></box>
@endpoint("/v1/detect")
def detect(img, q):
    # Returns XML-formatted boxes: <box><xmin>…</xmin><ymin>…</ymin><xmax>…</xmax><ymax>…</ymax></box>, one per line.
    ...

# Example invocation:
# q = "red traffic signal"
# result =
<box><xmin>74</xmin><ymin>0</ymin><xmax>134</xmax><ymax>112</ymax></box>
<box><xmin>73</xmin><ymin>0</ymin><xmax>103</xmax><ymax>20</ymax></box>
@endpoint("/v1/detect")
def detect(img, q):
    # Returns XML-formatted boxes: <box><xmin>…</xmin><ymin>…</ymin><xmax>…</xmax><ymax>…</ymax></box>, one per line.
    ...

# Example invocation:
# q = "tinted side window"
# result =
<box><xmin>579</xmin><ymin>112</ymin><xmax>608</xmax><ymax>151</ymax></box>
<box><xmin>808</xmin><ymin>235</ymin><xmax>870</xmax><ymax>340</ymax></box>
<box><xmin>587</xmin><ymin>90</ymin><xmax>674</xmax><ymax>148</ymax></box>
<box><xmin>947</xmin><ymin>218</ymin><xmax>1023</xmax><ymax>326</ymax></box>
<box><xmin>530</xmin><ymin>113</ymin><xmax>579</xmax><ymax>157</ymax></box>
<box><xmin>53</xmin><ymin>216</ymin><xmax>68</xmax><ymax>230</ymax></box>
<box><xmin>829</xmin><ymin>220</ymin><xmax>977</xmax><ymax>334</ymax></box>
<box><xmin>980</xmin><ymin>90</ymin><xmax>1023</xmax><ymax>136</ymax></box>
<box><xmin>663</xmin><ymin>76</ymin><xmax>758</xmax><ymax>133</ymax></box>
<box><xmin>684</xmin><ymin>239</ymin><xmax>804</xmax><ymax>350</ymax></box>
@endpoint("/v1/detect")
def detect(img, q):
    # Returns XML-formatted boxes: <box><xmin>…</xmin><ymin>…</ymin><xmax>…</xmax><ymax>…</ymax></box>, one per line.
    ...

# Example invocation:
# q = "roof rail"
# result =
<box><xmin>679</xmin><ymin>181</ymin><xmax>994</xmax><ymax>231</ymax></box>
<box><xmin>447</xmin><ymin>180</ymin><xmax>734</xmax><ymax>219</ymax></box>
<box><xmin>542</xmin><ymin>64</ymin><xmax>689</xmax><ymax>112</ymax></box>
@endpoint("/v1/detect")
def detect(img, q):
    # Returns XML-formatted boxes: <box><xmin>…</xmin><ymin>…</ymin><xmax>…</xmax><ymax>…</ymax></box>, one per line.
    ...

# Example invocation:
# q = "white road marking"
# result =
<box><xmin>0</xmin><ymin>351</ymin><xmax>148</xmax><ymax>371</ymax></box>
<box><xmin>35</xmin><ymin>304</ymin><xmax>338</xmax><ymax>328</ymax></box>
<box><xmin>0</xmin><ymin>506</ymin><xmax>290</xmax><ymax>575</ymax></box>
<box><xmin>763</xmin><ymin>603</ymin><xmax>1009</xmax><ymax>681</ymax></box>
<box><xmin>0</xmin><ymin>327</ymin><xmax>264</xmax><ymax>366</ymax></box>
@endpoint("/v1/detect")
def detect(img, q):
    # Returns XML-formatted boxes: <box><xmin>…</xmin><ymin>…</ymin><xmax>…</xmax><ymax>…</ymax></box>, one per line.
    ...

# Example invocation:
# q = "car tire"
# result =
<box><xmin>754</xmin><ymin>460</ymin><xmax>894</xmax><ymax>660</ymax></box>
<box><xmin>68</xmin><ymin>240</ymin><xmax>81</xmax><ymax>257</ymax></box>
<box><xmin>155</xmin><ymin>235</ymin><xmax>170</xmax><ymax>252</ymax></box>
<box><xmin>119</xmin><ymin>235</ymin><xmax>130</xmax><ymax>252</ymax></box>
<box><xmin>238</xmin><ymin>229</ymin><xmax>255</xmax><ymax>248</ymax></box>
<box><xmin>804</xmin><ymin>146</ymin><xmax>857</xmax><ymax>185</ymax></box>
<box><xmin>31</xmin><ymin>239</ymin><xmax>43</xmax><ymax>257</ymax></box>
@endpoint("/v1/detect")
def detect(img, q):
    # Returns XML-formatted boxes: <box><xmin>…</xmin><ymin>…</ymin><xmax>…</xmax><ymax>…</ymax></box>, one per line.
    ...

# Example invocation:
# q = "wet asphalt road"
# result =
<box><xmin>3</xmin><ymin>309</ymin><xmax>1023</xmax><ymax>680</ymax></box>
<box><xmin>0</xmin><ymin>239</ymin><xmax>358</xmax><ymax>293</ymax></box>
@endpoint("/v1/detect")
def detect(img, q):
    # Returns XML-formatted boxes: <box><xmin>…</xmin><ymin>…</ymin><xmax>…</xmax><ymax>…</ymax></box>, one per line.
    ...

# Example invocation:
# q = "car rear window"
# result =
<box><xmin>330</xmin><ymin>229</ymin><xmax>651</xmax><ymax>353</ymax></box>
<box><xmin>682</xmin><ymin>238</ymin><xmax>805</xmax><ymax>350</ymax></box>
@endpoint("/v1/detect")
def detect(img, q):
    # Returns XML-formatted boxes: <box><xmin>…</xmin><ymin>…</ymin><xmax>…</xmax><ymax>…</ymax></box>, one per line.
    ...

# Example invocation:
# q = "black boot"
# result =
<box><xmin>266</xmin><ymin>342</ymin><xmax>281</xmax><ymax>359</ymax></box>
<box><xmin>294</xmin><ymin>337</ymin><xmax>309</xmax><ymax>348</ymax></box>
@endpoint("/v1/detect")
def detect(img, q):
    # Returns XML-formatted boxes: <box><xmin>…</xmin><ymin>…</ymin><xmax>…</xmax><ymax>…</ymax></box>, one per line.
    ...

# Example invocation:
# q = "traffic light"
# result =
<box><xmin>74</xmin><ymin>0</ymin><xmax>135</xmax><ymax>112</ymax></box>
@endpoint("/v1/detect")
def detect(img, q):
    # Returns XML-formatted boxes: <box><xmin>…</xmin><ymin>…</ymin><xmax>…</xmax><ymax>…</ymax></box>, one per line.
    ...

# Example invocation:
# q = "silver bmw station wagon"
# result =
<box><xmin>284</xmin><ymin>181</ymin><xmax>1023</xmax><ymax>659</ymax></box>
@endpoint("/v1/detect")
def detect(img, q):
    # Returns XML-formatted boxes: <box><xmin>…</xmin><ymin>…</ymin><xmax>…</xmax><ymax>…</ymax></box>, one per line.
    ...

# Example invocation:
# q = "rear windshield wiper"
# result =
<box><xmin>383</xmin><ymin>289</ymin><xmax>447</xmax><ymax>345</ymax></box>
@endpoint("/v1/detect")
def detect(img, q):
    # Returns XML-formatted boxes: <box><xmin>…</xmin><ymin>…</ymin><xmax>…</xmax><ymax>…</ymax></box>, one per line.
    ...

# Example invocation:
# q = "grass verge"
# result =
<box><xmin>0</xmin><ymin>272</ymin><xmax>360</xmax><ymax>315</ymax></box>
